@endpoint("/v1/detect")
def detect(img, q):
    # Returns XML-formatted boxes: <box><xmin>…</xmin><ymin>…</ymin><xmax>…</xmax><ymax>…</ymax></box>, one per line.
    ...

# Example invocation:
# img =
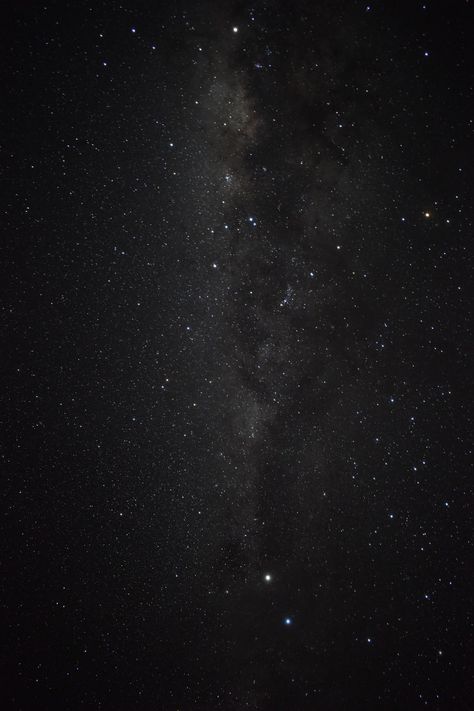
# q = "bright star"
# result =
<box><xmin>264</xmin><ymin>574</ymin><xmax>272</xmax><ymax>582</ymax></box>
<box><xmin>284</xmin><ymin>617</ymin><xmax>292</xmax><ymax>625</ymax></box>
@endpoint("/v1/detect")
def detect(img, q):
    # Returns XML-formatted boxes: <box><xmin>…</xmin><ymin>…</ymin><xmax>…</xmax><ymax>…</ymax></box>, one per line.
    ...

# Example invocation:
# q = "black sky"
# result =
<box><xmin>1</xmin><ymin>1</ymin><xmax>473</xmax><ymax>709</ymax></box>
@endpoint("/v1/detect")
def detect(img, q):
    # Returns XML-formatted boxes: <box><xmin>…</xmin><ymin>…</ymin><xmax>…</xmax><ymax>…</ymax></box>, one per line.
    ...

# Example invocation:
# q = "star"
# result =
<box><xmin>9</xmin><ymin>3</ymin><xmax>470</xmax><ymax>708</ymax></box>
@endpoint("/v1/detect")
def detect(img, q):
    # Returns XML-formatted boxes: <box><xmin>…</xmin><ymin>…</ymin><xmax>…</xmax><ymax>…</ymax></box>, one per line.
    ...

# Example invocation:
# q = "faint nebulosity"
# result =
<box><xmin>1</xmin><ymin>1</ymin><xmax>473</xmax><ymax>709</ymax></box>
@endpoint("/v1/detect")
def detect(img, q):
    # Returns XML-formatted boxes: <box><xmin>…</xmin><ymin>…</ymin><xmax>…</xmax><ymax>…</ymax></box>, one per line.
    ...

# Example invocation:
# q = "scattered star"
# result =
<box><xmin>3</xmin><ymin>3</ymin><xmax>470</xmax><ymax>709</ymax></box>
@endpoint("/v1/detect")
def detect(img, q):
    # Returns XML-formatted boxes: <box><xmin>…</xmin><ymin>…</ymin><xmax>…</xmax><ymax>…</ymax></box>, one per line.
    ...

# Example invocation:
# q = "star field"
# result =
<box><xmin>1</xmin><ymin>1</ymin><xmax>473</xmax><ymax>709</ymax></box>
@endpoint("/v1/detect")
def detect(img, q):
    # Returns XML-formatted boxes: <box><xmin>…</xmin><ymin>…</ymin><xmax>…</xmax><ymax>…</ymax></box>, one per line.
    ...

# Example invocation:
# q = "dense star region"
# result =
<box><xmin>1</xmin><ymin>1</ymin><xmax>473</xmax><ymax>709</ymax></box>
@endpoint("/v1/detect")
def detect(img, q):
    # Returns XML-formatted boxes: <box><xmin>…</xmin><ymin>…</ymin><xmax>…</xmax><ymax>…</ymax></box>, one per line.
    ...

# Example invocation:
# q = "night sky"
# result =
<box><xmin>1</xmin><ymin>1</ymin><xmax>473</xmax><ymax>709</ymax></box>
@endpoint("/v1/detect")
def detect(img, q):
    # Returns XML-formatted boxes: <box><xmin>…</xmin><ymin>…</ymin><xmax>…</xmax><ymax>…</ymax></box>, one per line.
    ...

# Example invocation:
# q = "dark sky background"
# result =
<box><xmin>1</xmin><ymin>1</ymin><xmax>473</xmax><ymax>709</ymax></box>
